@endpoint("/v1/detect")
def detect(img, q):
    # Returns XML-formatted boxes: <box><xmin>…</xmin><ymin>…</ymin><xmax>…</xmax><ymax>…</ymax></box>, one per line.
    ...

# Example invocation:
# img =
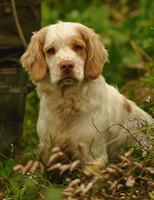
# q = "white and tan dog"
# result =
<box><xmin>21</xmin><ymin>22</ymin><xmax>153</xmax><ymax>165</ymax></box>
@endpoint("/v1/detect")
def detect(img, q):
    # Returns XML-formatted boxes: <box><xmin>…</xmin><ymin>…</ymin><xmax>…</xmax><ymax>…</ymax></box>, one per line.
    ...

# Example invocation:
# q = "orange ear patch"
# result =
<box><xmin>20</xmin><ymin>26</ymin><xmax>49</xmax><ymax>83</ymax></box>
<box><xmin>30</xmin><ymin>60</ymin><xmax>47</xmax><ymax>82</ymax></box>
<box><xmin>76</xmin><ymin>26</ymin><xmax>108</xmax><ymax>80</ymax></box>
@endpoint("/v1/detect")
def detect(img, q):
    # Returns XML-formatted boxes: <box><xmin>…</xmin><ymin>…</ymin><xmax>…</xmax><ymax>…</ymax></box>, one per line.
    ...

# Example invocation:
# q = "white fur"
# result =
<box><xmin>21</xmin><ymin>22</ymin><xmax>153</xmax><ymax>165</ymax></box>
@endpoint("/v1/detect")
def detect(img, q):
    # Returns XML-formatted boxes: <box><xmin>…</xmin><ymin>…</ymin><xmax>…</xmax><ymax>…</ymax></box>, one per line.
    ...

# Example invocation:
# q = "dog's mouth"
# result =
<box><xmin>59</xmin><ymin>76</ymin><xmax>78</xmax><ymax>87</ymax></box>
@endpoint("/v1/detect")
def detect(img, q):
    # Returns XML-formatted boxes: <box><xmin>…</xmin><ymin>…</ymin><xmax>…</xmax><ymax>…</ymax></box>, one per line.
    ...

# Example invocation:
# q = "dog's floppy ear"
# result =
<box><xmin>78</xmin><ymin>26</ymin><xmax>108</xmax><ymax>79</ymax></box>
<box><xmin>20</xmin><ymin>27</ymin><xmax>48</xmax><ymax>82</ymax></box>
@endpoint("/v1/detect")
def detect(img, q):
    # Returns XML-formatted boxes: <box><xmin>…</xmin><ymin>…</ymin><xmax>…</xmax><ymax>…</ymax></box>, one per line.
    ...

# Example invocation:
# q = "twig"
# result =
<box><xmin>89</xmin><ymin>138</ymin><xmax>96</xmax><ymax>160</ymax></box>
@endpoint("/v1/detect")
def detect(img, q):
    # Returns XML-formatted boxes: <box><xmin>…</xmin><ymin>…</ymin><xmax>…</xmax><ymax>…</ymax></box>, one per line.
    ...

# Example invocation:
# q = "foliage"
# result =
<box><xmin>0</xmin><ymin>0</ymin><xmax>154</xmax><ymax>199</ymax></box>
<box><xmin>62</xmin><ymin>150</ymin><xmax>154</xmax><ymax>200</ymax></box>
<box><xmin>0</xmin><ymin>159</ymin><xmax>15</xmax><ymax>179</ymax></box>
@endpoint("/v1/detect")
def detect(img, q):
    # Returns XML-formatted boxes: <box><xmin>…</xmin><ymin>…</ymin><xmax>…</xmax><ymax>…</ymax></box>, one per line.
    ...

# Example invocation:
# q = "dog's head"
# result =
<box><xmin>21</xmin><ymin>22</ymin><xmax>108</xmax><ymax>86</ymax></box>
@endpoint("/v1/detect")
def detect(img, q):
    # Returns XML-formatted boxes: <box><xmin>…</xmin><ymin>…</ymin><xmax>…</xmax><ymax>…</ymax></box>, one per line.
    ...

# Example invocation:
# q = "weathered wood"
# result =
<box><xmin>0</xmin><ymin>66</ymin><xmax>27</xmax><ymax>160</ymax></box>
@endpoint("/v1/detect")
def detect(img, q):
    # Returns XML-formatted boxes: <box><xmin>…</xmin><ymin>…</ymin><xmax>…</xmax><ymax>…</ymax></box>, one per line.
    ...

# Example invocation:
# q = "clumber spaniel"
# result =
<box><xmin>21</xmin><ymin>22</ymin><xmax>153</xmax><ymax>165</ymax></box>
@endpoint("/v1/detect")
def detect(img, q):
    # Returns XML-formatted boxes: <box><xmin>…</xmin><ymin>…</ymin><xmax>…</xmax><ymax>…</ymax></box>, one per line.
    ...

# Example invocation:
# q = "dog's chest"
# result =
<box><xmin>47</xmin><ymin>92</ymin><xmax>94</xmax><ymax>121</ymax></box>
<box><xmin>44</xmin><ymin>94</ymin><xmax>96</xmax><ymax>147</ymax></box>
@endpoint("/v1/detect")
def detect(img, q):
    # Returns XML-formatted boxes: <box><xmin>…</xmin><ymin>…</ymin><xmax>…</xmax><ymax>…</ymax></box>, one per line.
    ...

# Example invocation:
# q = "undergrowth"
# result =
<box><xmin>0</xmin><ymin>115</ymin><xmax>153</xmax><ymax>200</ymax></box>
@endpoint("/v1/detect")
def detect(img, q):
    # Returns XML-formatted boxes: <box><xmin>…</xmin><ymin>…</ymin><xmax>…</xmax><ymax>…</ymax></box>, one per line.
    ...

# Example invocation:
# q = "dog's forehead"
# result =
<box><xmin>45</xmin><ymin>22</ymin><xmax>82</xmax><ymax>45</ymax></box>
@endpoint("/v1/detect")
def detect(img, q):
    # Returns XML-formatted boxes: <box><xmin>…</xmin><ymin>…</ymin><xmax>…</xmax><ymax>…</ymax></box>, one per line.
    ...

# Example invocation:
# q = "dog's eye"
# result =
<box><xmin>74</xmin><ymin>45</ymin><xmax>83</xmax><ymax>51</ymax></box>
<box><xmin>47</xmin><ymin>48</ymin><xmax>55</xmax><ymax>55</ymax></box>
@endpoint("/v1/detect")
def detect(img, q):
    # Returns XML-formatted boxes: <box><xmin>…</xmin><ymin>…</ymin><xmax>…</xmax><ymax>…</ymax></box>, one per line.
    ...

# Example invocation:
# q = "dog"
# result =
<box><xmin>21</xmin><ymin>21</ymin><xmax>153</xmax><ymax>165</ymax></box>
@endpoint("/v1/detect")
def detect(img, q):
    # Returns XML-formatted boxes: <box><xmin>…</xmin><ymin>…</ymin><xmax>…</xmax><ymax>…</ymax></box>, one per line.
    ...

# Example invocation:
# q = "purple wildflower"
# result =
<box><xmin>143</xmin><ymin>138</ymin><xmax>148</xmax><ymax>148</ymax></box>
<box><xmin>144</xmin><ymin>146</ymin><xmax>147</xmax><ymax>150</ymax></box>
<box><xmin>146</xmin><ymin>96</ymin><xmax>151</xmax><ymax>103</ymax></box>
<box><xmin>149</xmin><ymin>135</ymin><xmax>152</xmax><ymax>139</ymax></box>
<box><xmin>130</xmin><ymin>124</ymin><xmax>134</xmax><ymax>129</ymax></box>
<box><xmin>132</xmin><ymin>130</ymin><xmax>137</xmax><ymax>137</ymax></box>
<box><xmin>139</xmin><ymin>136</ymin><xmax>143</xmax><ymax>141</ymax></box>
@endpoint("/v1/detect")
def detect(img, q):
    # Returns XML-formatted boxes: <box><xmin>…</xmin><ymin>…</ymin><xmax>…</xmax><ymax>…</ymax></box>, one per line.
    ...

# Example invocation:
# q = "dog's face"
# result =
<box><xmin>21</xmin><ymin>22</ymin><xmax>108</xmax><ymax>86</ymax></box>
<box><xmin>44</xmin><ymin>23</ymin><xmax>87</xmax><ymax>86</ymax></box>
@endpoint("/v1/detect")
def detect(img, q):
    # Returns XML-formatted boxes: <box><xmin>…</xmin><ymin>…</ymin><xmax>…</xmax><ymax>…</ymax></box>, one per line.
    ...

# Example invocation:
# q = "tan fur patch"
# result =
<box><xmin>123</xmin><ymin>99</ymin><xmax>132</xmax><ymax>113</ymax></box>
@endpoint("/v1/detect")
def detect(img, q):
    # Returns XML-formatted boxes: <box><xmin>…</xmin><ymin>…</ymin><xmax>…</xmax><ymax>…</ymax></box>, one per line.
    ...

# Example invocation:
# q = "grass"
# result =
<box><xmin>0</xmin><ymin>139</ymin><xmax>153</xmax><ymax>200</ymax></box>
